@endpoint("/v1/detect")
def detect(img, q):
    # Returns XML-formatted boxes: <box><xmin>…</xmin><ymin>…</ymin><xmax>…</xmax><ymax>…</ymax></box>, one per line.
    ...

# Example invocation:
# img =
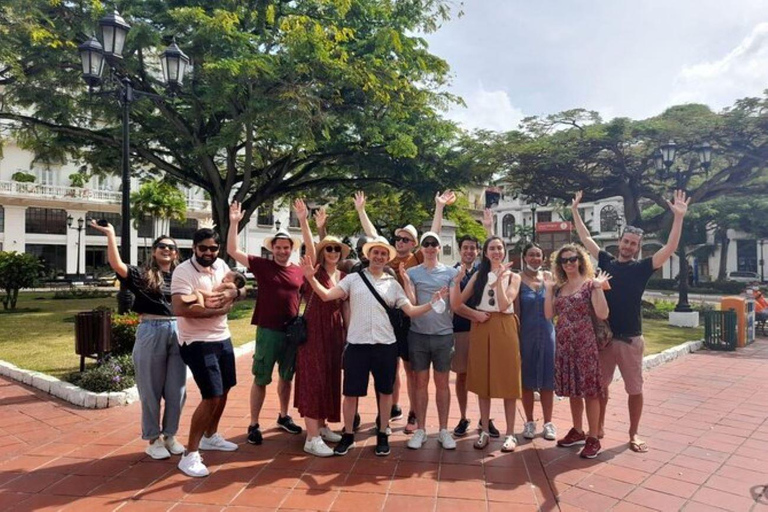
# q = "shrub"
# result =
<box><xmin>53</xmin><ymin>287</ymin><xmax>114</xmax><ymax>300</ymax></box>
<box><xmin>0</xmin><ymin>251</ymin><xmax>42</xmax><ymax>310</ymax></box>
<box><xmin>648</xmin><ymin>278</ymin><xmax>748</xmax><ymax>296</ymax></box>
<box><xmin>68</xmin><ymin>353</ymin><xmax>135</xmax><ymax>392</ymax></box>
<box><xmin>111</xmin><ymin>312</ymin><xmax>139</xmax><ymax>355</ymax></box>
<box><xmin>642</xmin><ymin>299</ymin><xmax>715</xmax><ymax>319</ymax></box>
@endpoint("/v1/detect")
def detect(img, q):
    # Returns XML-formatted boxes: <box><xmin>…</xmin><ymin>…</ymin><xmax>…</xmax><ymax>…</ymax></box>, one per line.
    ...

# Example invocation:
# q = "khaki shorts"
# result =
<box><xmin>451</xmin><ymin>331</ymin><xmax>471</xmax><ymax>374</ymax></box>
<box><xmin>599</xmin><ymin>335</ymin><xmax>645</xmax><ymax>395</ymax></box>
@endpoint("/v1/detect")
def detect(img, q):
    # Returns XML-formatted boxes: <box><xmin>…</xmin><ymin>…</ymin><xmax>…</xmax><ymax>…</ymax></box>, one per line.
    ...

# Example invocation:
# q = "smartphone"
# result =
<box><xmin>97</xmin><ymin>219</ymin><xmax>109</xmax><ymax>227</ymax></box>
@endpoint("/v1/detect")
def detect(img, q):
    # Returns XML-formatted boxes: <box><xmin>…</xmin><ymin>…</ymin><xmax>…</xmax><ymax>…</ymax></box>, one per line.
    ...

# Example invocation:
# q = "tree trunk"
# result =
<box><xmin>717</xmin><ymin>231</ymin><xmax>730</xmax><ymax>281</ymax></box>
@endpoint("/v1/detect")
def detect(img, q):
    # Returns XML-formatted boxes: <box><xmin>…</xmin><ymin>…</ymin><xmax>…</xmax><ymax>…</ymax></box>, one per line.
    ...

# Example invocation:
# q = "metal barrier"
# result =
<box><xmin>702</xmin><ymin>310</ymin><xmax>737</xmax><ymax>351</ymax></box>
<box><xmin>74</xmin><ymin>310</ymin><xmax>112</xmax><ymax>371</ymax></box>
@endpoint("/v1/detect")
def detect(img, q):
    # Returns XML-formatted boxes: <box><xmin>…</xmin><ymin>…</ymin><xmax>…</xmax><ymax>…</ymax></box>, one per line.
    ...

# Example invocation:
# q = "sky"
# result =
<box><xmin>424</xmin><ymin>0</ymin><xmax>768</xmax><ymax>132</ymax></box>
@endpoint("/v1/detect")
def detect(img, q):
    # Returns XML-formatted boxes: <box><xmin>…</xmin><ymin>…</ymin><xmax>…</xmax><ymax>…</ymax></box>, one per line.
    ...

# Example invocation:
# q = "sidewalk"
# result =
<box><xmin>0</xmin><ymin>340</ymin><xmax>766</xmax><ymax>511</ymax></box>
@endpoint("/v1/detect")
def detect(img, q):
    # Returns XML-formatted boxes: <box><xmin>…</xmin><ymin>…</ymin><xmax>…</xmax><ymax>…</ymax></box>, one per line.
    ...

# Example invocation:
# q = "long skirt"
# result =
<box><xmin>466</xmin><ymin>312</ymin><xmax>522</xmax><ymax>399</ymax></box>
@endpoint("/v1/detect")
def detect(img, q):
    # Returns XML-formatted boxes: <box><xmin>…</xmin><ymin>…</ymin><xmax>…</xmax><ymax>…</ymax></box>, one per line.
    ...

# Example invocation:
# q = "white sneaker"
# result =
<box><xmin>199</xmin><ymin>433</ymin><xmax>238</xmax><ymax>452</ymax></box>
<box><xmin>542</xmin><ymin>422</ymin><xmax>557</xmax><ymax>441</ymax></box>
<box><xmin>407</xmin><ymin>429</ymin><xmax>427</xmax><ymax>449</ymax></box>
<box><xmin>178</xmin><ymin>451</ymin><xmax>209</xmax><ymax>477</ymax></box>
<box><xmin>523</xmin><ymin>421</ymin><xmax>537</xmax><ymax>439</ymax></box>
<box><xmin>501</xmin><ymin>434</ymin><xmax>518</xmax><ymax>452</ymax></box>
<box><xmin>304</xmin><ymin>436</ymin><xmax>334</xmax><ymax>457</ymax></box>
<box><xmin>164</xmin><ymin>435</ymin><xmax>185</xmax><ymax>455</ymax></box>
<box><xmin>319</xmin><ymin>427</ymin><xmax>342</xmax><ymax>443</ymax></box>
<box><xmin>145</xmin><ymin>438</ymin><xmax>171</xmax><ymax>460</ymax></box>
<box><xmin>437</xmin><ymin>429</ymin><xmax>456</xmax><ymax>450</ymax></box>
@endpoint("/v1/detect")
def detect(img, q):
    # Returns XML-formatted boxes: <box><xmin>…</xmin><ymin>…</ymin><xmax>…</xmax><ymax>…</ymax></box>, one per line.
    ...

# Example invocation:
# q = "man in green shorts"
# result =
<box><xmin>228</xmin><ymin>201</ymin><xmax>305</xmax><ymax>444</ymax></box>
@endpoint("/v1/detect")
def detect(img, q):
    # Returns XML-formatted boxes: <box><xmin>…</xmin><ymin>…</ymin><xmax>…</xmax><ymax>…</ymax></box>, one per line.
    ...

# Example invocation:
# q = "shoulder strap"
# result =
<box><xmin>358</xmin><ymin>271</ymin><xmax>392</xmax><ymax>313</ymax></box>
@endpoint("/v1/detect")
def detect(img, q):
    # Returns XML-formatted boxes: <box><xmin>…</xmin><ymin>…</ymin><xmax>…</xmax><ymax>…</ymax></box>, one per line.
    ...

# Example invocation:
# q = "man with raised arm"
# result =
<box><xmin>227</xmin><ymin>201</ymin><xmax>305</xmax><ymax>446</ymax></box>
<box><xmin>571</xmin><ymin>190</ymin><xmax>689</xmax><ymax>453</ymax></box>
<box><xmin>353</xmin><ymin>190</ymin><xmax>455</xmax><ymax>433</ymax></box>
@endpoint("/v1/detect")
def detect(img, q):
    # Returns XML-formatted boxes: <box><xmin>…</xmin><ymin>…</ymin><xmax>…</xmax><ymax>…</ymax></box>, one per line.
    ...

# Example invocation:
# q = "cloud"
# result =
<box><xmin>670</xmin><ymin>22</ymin><xmax>768</xmax><ymax>108</ymax></box>
<box><xmin>445</xmin><ymin>84</ymin><xmax>526</xmax><ymax>132</ymax></box>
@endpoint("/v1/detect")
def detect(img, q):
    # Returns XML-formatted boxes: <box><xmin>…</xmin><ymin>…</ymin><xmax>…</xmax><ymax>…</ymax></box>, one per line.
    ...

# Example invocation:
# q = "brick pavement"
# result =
<box><xmin>0</xmin><ymin>339</ymin><xmax>767</xmax><ymax>511</ymax></box>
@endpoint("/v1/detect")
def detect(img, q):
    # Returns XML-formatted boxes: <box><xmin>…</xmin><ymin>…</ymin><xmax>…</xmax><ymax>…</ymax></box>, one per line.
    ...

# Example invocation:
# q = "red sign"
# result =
<box><xmin>536</xmin><ymin>221</ymin><xmax>573</xmax><ymax>233</ymax></box>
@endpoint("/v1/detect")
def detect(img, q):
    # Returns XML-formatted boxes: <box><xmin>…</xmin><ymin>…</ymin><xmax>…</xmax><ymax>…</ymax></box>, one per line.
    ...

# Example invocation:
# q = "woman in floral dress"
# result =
<box><xmin>544</xmin><ymin>244</ymin><xmax>611</xmax><ymax>459</ymax></box>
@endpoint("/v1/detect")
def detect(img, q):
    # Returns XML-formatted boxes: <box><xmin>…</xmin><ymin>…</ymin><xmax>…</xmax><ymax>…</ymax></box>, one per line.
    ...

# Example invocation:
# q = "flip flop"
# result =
<box><xmin>629</xmin><ymin>441</ymin><xmax>649</xmax><ymax>453</ymax></box>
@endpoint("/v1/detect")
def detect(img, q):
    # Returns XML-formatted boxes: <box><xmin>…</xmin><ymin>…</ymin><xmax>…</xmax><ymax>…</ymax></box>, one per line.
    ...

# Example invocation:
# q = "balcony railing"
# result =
<box><xmin>0</xmin><ymin>180</ymin><xmax>210</xmax><ymax>211</ymax></box>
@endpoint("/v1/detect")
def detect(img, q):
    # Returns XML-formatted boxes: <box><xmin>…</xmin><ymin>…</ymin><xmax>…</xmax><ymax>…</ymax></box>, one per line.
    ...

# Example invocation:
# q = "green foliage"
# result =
<box><xmin>52</xmin><ymin>287</ymin><xmax>115</xmax><ymax>300</ymax></box>
<box><xmin>445</xmin><ymin>195</ymin><xmax>487</xmax><ymax>241</ymax></box>
<box><xmin>68</xmin><ymin>170</ymin><xmax>89</xmax><ymax>187</ymax></box>
<box><xmin>111</xmin><ymin>313</ymin><xmax>140</xmax><ymax>355</ymax></box>
<box><xmin>642</xmin><ymin>299</ymin><xmax>713</xmax><ymax>320</ymax></box>
<box><xmin>0</xmin><ymin>251</ymin><xmax>42</xmax><ymax>310</ymax></box>
<box><xmin>647</xmin><ymin>278</ymin><xmax>747</xmax><ymax>295</ymax></box>
<box><xmin>68</xmin><ymin>353</ymin><xmax>135</xmax><ymax>393</ymax></box>
<box><xmin>131</xmin><ymin>179</ymin><xmax>188</xmax><ymax>228</ymax></box>
<box><xmin>11</xmin><ymin>171</ymin><xmax>35</xmax><ymax>182</ymax></box>
<box><xmin>227</xmin><ymin>300</ymin><xmax>253</xmax><ymax>321</ymax></box>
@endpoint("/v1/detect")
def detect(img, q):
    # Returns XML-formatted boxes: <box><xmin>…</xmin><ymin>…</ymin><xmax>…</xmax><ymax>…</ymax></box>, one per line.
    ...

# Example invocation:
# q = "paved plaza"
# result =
<box><xmin>0</xmin><ymin>339</ymin><xmax>767</xmax><ymax>512</ymax></box>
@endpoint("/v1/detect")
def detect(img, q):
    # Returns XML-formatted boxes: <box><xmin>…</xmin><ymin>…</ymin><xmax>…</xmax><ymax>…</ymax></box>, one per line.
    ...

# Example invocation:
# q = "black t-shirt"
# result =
<box><xmin>597</xmin><ymin>250</ymin><xmax>655</xmax><ymax>338</ymax></box>
<box><xmin>453</xmin><ymin>262</ymin><xmax>479</xmax><ymax>333</ymax></box>
<box><xmin>116</xmin><ymin>265</ymin><xmax>174</xmax><ymax>316</ymax></box>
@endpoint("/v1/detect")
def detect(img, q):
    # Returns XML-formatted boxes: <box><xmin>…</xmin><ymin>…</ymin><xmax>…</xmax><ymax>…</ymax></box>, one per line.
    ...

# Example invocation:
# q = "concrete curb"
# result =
<box><xmin>0</xmin><ymin>340</ymin><xmax>256</xmax><ymax>409</ymax></box>
<box><xmin>605</xmin><ymin>338</ymin><xmax>704</xmax><ymax>384</ymax></box>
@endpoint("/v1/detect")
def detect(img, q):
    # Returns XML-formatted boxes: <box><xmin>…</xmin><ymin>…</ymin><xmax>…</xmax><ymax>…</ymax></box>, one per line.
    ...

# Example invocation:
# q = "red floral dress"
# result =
<box><xmin>554</xmin><ymin>282</ymin><xmax>603</xmax><ymax>398</ymax></box>
<box><xmin>294</xmin><ymin>268</ymin><xmax>346</xmax><ymax>422</ymax></box>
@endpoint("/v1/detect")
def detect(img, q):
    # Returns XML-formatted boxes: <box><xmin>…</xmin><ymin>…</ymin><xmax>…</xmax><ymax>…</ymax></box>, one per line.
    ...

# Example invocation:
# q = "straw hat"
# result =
<box><xmin>362</xmin><ymin>236</ymin><xmax>397</xmax><ymax>260</ymax></box>
<box><xmin>315</xmin><ymin>235</ymin><xmax>351</xmax><ymax>260</ymax></box>
<box><xmin>262</xmin><ymin>230</ymin><xmax>301</xmax><ymax>252</ymax></box>
<box><xmin>395</xmin><ymin>224</ymin><xmax>418</xmax><ymax>243</ymax></box>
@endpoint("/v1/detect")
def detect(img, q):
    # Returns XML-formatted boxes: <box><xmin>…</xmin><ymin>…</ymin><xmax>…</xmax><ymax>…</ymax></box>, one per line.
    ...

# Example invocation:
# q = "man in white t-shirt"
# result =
<box><xmin>300</xmin><ymin>236</ymin><xmax>445</xmax><ymax>457</ymax></box>
<box><xmin>171</xmin><ymin>228</ymin><xmax>244</xmax><ymax>478</ymax></box>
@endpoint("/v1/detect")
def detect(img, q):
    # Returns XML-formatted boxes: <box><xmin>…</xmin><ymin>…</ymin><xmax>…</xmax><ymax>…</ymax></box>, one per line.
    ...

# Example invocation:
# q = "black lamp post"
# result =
<box><xmin>67</xmin><ymin>215</ymin><xmax>85</xmax><ymax>280</ymax></box>
<box><xmin>616</xmin><ymin>214</ymin><xmax>624</xmax><ymax>240</ymax></box>
<box><xmin>78</xmin><ymin>11</ymin><xmax>189</xmax><ymax>312</ymax></box>
<box><xmin>655</xmin><ymin>139</ymin><xmax>713</xmax><ymax>312</ymax></box>
<box><xmin>530</xmin><ymin>203</ymin><xmax>538</xmax><ymax>243</ymax></box>
<box><xmin>760</xmin><ymin>239</ymin><xmax>765</xmax><ymax>283</ymax></box>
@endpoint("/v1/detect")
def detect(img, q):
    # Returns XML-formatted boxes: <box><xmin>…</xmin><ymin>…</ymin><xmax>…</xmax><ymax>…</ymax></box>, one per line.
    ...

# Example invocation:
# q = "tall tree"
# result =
<box><xmin>0</xmin><ymin>0</ymin><xmax>472</xmax><ymax>252</ymax></box>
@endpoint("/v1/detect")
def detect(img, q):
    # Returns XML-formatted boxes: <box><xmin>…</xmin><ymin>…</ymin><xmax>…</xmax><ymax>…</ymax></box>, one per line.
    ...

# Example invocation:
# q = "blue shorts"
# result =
<box><xmin>180</xmin><ymin>339</ymin><xmax>237</xmax><ymax>399</ymax></box>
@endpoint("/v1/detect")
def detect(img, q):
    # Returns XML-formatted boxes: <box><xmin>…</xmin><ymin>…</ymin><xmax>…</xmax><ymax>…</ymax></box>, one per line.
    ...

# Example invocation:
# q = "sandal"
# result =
<box><xmin>501</xmin><ymin>435</ymin><xmax>517</xmax><ymax>452</ymax></box>
<box><xmin>629</xmin><ymin>440</ymin><xmax>649</xmax><ymax>453</ymax></box>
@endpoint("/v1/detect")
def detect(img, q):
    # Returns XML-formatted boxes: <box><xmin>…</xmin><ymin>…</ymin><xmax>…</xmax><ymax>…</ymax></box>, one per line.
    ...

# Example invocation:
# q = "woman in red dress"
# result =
<box><xmin>544</xmin><ymin>244</ymin><xmax>611</xmax><ymax>459</ymax></box>
<box><xmin>293</xmin><ymin>200</ymin><xmax>348</xmax><ymax>457</ymax></box>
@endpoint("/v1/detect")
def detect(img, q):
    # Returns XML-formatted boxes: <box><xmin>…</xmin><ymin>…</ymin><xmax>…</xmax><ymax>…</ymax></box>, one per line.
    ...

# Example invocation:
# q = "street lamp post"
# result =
<box><xmin>67</xmin><ymin>216</ymin><xmax>85</xmax><ymax>280</ymax></box>
<box><xmin>656</xmin><ymin>140</ymin><xmax>712</xmax><ymax>313</ymax></box>
<box><xmin>760</xmin><ymin>239</ymin><xmax>765</xmax><ymax>283</ymax></box>
<box><xmin>77</xmin><ymin>11</ymin><xmax>189</xmax><ymax>313</ymax></box>
<box><xmin>530</xmin><ymin>203</ymin><xmax>538</xmax><ymax>243</ymax></box>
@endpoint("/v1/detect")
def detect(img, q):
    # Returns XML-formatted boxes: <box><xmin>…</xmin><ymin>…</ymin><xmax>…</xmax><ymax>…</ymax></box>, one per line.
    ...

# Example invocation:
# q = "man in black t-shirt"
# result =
<box><xmin>572</xmin><ymin>190</ymin><xmax>689</xmax><ymax>454</ymax></box>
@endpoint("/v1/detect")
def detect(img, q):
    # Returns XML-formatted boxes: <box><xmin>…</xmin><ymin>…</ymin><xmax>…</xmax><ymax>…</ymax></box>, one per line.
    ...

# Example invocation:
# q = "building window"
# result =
<box><xmin>25</xmin><ymin>207</ymin><xmax>67</xmax><ymax>234</ymax></box>
<box><xmin>502</xmin><ymin>214</ymin><xmax>515</xmax><ymax>239</ymax></box>
<box><xmin>737</xmin><ymin>239</ymin><xmax>758</xmax><ymax>273</ymax></box>
<box><xmin>536</xmin><ymin>211</ymin><xmax>552</xmax><ymax>223</ymax></box>
<box><xmin>36</xmin><ymin>168</ymin><xmax>56</xmax><ymax>186</ymax></box>
<box><xmin>136</xmin><ymin>215</ymin><xmax>154</xmax><ymax>239</ymax></box>
<box><xmin>600</xmin><ymin>205</ymin><xmax>619</xmax><ymax>233</ymax></box>
<box><xmin>288</xmin><ymin>209</ymin><xmax>300</xmax><ymax>229</ymax></box>
<box><xmin>261</xmin><ymin>247</ymin><xmax>273</xmax><ymax>260</ymax></box>
<box><xmin>0</xmin><ymin>205</ymin><xmax>4</xmax><ymax>233</ymax></box>
<box><xmin>26</xmin><ymin>244</ymin><xmax>67</xmax><ymax>277</ymax></box>
<box><xmin>257</xmin><ymin>206</ymin><xmax>274</xmax><ymax>227</ymax></box>
<box><xmin>86</xmin><ymin>212</ymin><xmax>122</xmax><ymax>236</ymax></box>
<box><xmin>170</xmin><ymin>218</ymin><xmax>198</xmax><ymax>240</ymax></box>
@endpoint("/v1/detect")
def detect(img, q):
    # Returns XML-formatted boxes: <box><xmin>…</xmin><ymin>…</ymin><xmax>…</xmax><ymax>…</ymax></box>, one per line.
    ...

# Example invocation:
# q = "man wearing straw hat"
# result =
<box><xmin>227</xmin><ymin>201</ymin><xmax>304</xmax><ymax>446</ymax></box>
<box><xmin>301</xmin><ymin>236</ymin><xmax>447</xmax><ymax>457</ymax></box>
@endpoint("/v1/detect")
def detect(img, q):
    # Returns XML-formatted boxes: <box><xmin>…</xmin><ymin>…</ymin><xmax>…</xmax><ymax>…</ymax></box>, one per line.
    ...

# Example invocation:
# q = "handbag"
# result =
<box><xmin>358</xmin><ymin>271</ymin><xmax>410</xmax><ymax>355</ymax></box>
<box><xmin>285</xmin><ymin>290</ymin><xmax>310</xmax><ymax>348</ymax></box>
<box><xmin>591</xmin><ymin>307</ymin><xmax>613</xmax><ymax>351</ymax></box>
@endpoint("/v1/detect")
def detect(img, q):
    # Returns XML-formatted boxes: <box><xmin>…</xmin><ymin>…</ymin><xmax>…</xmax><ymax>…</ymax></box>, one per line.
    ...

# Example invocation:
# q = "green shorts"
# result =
<box><xmin>252</xmin><ymin>327</ymin><xmax>297</xmax><ymax>386</ymax></box>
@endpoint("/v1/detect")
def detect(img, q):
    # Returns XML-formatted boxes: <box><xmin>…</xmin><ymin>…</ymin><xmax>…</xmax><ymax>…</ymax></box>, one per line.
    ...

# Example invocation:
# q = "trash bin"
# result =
<box><xmin>74</xmin><ymin>310</ymin><xmax>112</xmax><ymax>371</ymax></box>
<box><xmin>720</xmin><ymin>296</ymin><xmax>756</xmax><ymax>347</ymax></box>
<box><xmin>702</xmin><ymin>310</ymin><xmax>737</xmax><ymax>351</ymax></box>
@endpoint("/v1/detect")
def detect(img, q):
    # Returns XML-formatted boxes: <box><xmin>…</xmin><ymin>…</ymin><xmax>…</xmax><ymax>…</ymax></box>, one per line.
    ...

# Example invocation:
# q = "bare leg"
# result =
<box><xmin>569</xmin><ymin>397</ymin><xmax>584</xmax><ymax>433</ymax></box>
<box><xmin>392</xmin><ymin>359</ymin><xmax>401</xmax><ymax>411</ymax></box>
<box><xmin>434</xmin><ymin>371</ymin><xmax>451</xmax><ymax>430</ymax></box>
<box><xmin>188</xmin><ymin>397</ymin><xmax>222</xmax><ymax>452</ymax></box>
<box><xmin>540</xmin><ymin>390</ymin><xmax>554</xmax><ymax>424</ymax></box>
<box><xmin>598</xmin><ymin>386</ymin><xmax>609</xmax><ymax>438</ymax></box>
<box><xmin>585</xmin><ymin>396</ymin><xmax>600</xmax><ymax>438</ymax></box>
<box><xmin>455</xmin><ymin>372</ymin><xmax>468</xmax><ymax>420</ymax></box>
<box><xmin>478</xmin><ymin>397</ymin><xmax>491</xmax><ymax>431</ymax></box>
<box><xmin>343</xmin><ymin>397</ymin><xmax>357</xmax><ymax>433</ymax></box>
<box><xmin>414</xmin><ymin>370</ymin><xmax>430</xmax><ymax>429</ymax></box>
<box><xmin>249</xmin><ymin>380</ymin><xmax>266</xmax><ymax>426</ymax></box>
<box><xmin>378</xmin><ymin>393</ymin><xmax>393</xmax><ymax>428</ymax></box>
<box><xmin>277</xmin><ymin>377</ymin><xmax>292</xmax><ymax>418</ymax></box>
<box><xmin>305</xmin><ymin>417</ymin><xmax>320</xmax><ymax>440</ymax></box>
<box><xmin>205</xmin><ymin>391</ymin><xmax>228</xmax><ymax>436</ymax></box>
<box><xmin>628</xmin><ymin>393</ymin><xmax>644</xmax><ymax>443</ymax></box>
<box><xmin>403</xmin><ymin>360</ymin><xmax>417</xmax><ymax>419</ymax></box>
<box><xmin>522</xmin><ymin>388</ymin><xmax>535</xmax><ymax>422</ymax></box>
<box><xmin>503</xmin><ymin>398</ymin><xmax>517</xmax><ymax>435</ymax></box>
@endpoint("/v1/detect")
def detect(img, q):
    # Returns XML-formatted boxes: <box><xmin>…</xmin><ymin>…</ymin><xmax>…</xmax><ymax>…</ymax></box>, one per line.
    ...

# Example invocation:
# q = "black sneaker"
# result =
<box><xmin>453</xmin><ymin>418</ymin><xmax>471</xmax><ymax>437</ymax></box>
<box><xmin>353</xmin><ymin>413</ymin><xmax>361</xmax><ymax>432</ymax></box>
<box><xmin>478</xmin><ymin>419</ymin><xmax>500</xmax><ymax>438</ymax></box>
<box><xmin>334</xmin><ymin>433</ymin><xmax>355</xmax><ymax>456</ymax></box>
<box><xmin>277</xmin><ymin>414</ymin><xmax>303</xmax><ymax>435</ymax></box>
<box><xmin>390</xmin><ymin>404</ymin><xmax>403</xmax><ymax>422</ymax></box>
<box><xmin>374</xmin><ymin>432</ymin><xmax>390</xmax><ymax>457</ymax></box>
<box><xmin>247</xmin><ymin>424</ymin><xmax>263</xmax><ymax>445</ymax></box>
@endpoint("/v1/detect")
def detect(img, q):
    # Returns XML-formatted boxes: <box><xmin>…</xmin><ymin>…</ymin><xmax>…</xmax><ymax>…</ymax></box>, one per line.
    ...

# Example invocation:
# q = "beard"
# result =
<box><xmin>195</xmin><ymin>255</ymin><xmax>216</xmax><ymax>267</ymax></box>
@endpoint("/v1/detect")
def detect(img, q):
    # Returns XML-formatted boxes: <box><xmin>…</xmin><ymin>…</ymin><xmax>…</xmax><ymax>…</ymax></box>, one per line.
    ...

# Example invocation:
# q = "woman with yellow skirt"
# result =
<box><xmin>451</xmin><ymin>236</ymin><xmax>522</xmax><ymax>451</ymax></box>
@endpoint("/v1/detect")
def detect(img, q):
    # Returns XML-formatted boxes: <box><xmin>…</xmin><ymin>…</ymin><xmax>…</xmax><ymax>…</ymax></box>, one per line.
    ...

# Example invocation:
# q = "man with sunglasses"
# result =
<box><xmin>571</xmin><ymin>190</ymin><xmax>689</xmax><ymax>454</ymax></box>
<box><xmin>172</xmin><ymin>228</ymin><xmax>244</xmax><ymax>477</ymax></box>
<box><xmin>227</xmin><ymin>201</ymin><xmax>305</xmax><ymax>447</ymax></box>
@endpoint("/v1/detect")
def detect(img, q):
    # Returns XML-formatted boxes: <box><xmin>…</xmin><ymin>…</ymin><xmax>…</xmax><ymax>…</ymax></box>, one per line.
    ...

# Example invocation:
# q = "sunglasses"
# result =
<box><xmin>324</xmin><ymin>245</ymin><xmax>342</xmax><ymax>253</ymax></box>
<box><xmin>197</xmin><ymin>245</ymin><xmax>220</xmax><ymax>253</ymax></box>
<box><xmin>623</xmin><ymin>226</ymin><xmax>644</xmax><ymax>236</ymax></box>
<box><xmin>488</xmin><ymin>288</ymin><xmax>495</xmax><ymax>307</ymax></box>
<box><xmin>394</xmin><ymin>236</ymin><xmax>414</xmax><ymax>243</ymax></box>
<box><xmin>559</xmin><ymin>256</ymin><xmax>580</xmax><ymax>264</ymax></box>
<box><xmin>155</xmin><ymin>242</ymin><xmax>177</xmax><ymax>251</ymax></box>
<box><xmin>421</xmin><ymin>240</ymin><xmax>439</xmax><ymax>248</ymax></box>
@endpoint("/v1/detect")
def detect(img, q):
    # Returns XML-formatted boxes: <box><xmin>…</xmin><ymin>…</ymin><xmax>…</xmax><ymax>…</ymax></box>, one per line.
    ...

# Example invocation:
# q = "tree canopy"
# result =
<box><xmin>0</xmin><ymin>0</ymin><xmax>484</xmax><ymax>250</ymax></box>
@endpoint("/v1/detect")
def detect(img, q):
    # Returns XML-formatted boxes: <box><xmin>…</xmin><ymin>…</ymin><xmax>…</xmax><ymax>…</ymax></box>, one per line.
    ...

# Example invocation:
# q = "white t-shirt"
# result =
<box><xmin>476</xmin><ymin>272</ymin><xmax>515</xmax><ymax>314</ymax></box>
<box><xmin>171</xmin><ymin>258</ymin><xmax>232</xmax><ymax>344</ymax></box>
<box><xmin>336</xmin><ymin>270</ymin><xmax>408</xmax><ymax>345</ymax></box>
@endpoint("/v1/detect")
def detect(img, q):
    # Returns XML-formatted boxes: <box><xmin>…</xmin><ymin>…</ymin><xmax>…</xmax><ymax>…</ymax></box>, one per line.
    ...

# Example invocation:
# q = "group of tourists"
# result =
<box><xmin>93</xmin><ymin>187</ymin><xmax>689</xmax><ymax>477</ymax></box>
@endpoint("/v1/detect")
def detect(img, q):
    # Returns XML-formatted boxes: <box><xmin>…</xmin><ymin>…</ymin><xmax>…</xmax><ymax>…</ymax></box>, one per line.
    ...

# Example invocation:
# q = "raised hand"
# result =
<box><xmin>571</xmin><ymin>190</ymin><xmax>583</xmax><ymax>210</ymax></box>
<box><xmin>435</xmin><ymin>190</ymin><xmax>456</xmax><ymax>207</ymax></box>
<box><xmin>354</xmin><ymin>191</ymin><xmax>366</xmax><ymax>212</ymax></box>
<box><xmin>483</xmin><ymin>208</ymin><xmax>493</xmax><ymax>230</ymax></box>
<box><xmin>229</xmin><ymin>201</ymin><xmax>244</xmax><ymax>224</ymax></box>
<box><xmin>314</xmin><ymin>207</ymin><xmax>327</xmax><ymax>230</ymax></box>
<box><xmin>667</xmin><ymin>190</ymin><xmax>690</xmax><ymax>217</ymax></box>
<box><xmin>89</xmin><ymin>219</ymin><xmax>114</xmax><ymax>236</ymax></box>
<box><xmin>592</xmin><ymin>269</ymin><xmax>612</xmax><ymax>290</ymax></box>
<box><xmin>542</xmin><ymin>272</ymin><xmax>557</xmax><ymax>291</ymax></box>
<box><xmin>299</xmin><ymin>255</ymin><xmax>318</xmax><ymax>279</ymax></box>
<box><xmin>454</xmin><ymin>264</ymin><xmax>468</xmax><ymax>284</ymax></box>
<box><xmin>293</xmin><ymin>198</ymin><xmax>308</xmax><ymax>221</ymax></box>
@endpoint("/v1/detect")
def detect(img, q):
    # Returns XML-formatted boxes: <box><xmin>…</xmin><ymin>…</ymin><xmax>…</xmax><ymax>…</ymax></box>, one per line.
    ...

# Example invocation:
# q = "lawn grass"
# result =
<box><xmin>0</xmin><ymin>292</ymin><xmax>256</xmax><ymax>378</ymax></box>
<box><xmin>0</xmin><ymin>292</ymin><xmax>703</xmax><ymax>379</ymax></box>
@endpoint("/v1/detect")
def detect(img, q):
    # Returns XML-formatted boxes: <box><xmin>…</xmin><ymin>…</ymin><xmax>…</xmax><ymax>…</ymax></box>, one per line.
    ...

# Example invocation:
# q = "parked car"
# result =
<box><xmin>727</xmin><ymin>271</ymin><xmax>760</xmax><ymax>283</ymax></box>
